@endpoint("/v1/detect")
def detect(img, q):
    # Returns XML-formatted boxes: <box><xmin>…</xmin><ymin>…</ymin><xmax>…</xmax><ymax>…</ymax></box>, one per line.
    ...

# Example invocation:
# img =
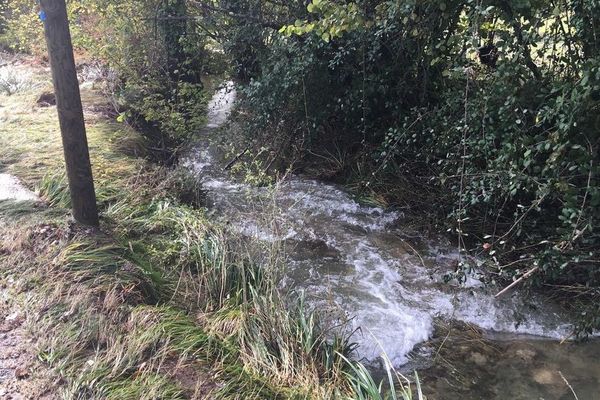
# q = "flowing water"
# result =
<box><xmin>184</xmin><ymin>83</ymin><xmax>600</xmax><ymax>399</ymax></box>
<box><xmin>0</xmin><ymin>174</ymin><xmax>38</xmax><ymax>202</ymax></box>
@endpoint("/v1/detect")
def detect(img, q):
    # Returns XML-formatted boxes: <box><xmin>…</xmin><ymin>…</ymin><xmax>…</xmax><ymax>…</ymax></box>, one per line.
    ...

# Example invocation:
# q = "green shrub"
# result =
<box><xmin>224</xmin><ymin>0</ymin><xmax>600</xmax><ymax>332</ymax></box>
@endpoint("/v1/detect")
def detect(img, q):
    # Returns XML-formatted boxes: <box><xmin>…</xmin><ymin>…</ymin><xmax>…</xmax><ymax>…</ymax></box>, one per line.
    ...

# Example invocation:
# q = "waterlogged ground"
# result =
<box><xmin>183</xmin><ymin>83</ymin><xmax>600</xmax><ymax>399</ymax></box>
<box><xmin>419</xmin><ymin>329</ymin><xmax>600</xmax><ymax>400</ymax></box>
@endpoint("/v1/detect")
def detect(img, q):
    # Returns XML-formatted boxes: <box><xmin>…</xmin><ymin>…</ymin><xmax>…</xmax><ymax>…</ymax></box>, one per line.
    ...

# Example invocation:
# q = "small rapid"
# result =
<box><xmin>0</xmin><ymin>174</ymin><xmax>38</xmax><ymax>202</ymax></box>
<box><xmin>184</xmin><ymin>83</ymin><xmax>573</xmax><ymax>366</ymax></box>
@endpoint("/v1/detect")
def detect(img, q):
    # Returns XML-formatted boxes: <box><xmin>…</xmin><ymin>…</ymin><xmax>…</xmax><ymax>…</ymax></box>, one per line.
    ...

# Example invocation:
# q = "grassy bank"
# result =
<box><xmin>0</xmin><ymin>58</ymin><xmax>420</xmax><ymax>399</ymax></box>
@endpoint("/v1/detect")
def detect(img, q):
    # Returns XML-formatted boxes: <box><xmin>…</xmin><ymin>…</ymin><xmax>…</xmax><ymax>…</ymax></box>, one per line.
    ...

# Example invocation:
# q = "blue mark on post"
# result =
<box><xmin>39</xmin><ymin>10</ymin><xmax>47</xmax><ymax>22</ymax></box>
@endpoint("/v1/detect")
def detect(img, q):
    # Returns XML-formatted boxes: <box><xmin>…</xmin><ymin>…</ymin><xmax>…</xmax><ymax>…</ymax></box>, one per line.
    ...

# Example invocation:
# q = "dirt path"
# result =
<box><xmin>0</xmin><ymin>174</ymin><xmax>58</xmax><ymax>398</ymax></box>
<box><xmin>0</xmin><ymin>289</ymin><xmax>59</xmax><ymax>399</ymax></box>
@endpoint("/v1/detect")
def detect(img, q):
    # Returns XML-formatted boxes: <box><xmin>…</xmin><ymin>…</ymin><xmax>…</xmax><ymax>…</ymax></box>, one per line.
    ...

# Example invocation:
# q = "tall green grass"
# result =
<box><xmin>340</xmin><ymin>353</ymin><xmax>424</xmax><ymax>400</ymax></box>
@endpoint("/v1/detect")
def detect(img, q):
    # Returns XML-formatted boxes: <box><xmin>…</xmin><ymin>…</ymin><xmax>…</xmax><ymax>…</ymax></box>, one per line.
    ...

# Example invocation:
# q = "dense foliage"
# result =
<box><xmin>215</xmin><ymin>0</ymin><xmax>600</xmax><ymax>332</ymax></box>
<box><xmin>2</xmin><ymin>0</ymin><xmax>599</xmax><ymax>331</ymax></box>
<box><xmin>1</xmin><ymin>0</ymin><xmax>214</xmax><ymax>162</ymax></box>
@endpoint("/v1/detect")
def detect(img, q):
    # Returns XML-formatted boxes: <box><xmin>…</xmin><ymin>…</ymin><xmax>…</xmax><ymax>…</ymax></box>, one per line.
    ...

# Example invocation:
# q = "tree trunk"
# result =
<box><xmin>40</xmin><ymin>0</ymin><xmax>99</xmax><ymax>226</ymax></box>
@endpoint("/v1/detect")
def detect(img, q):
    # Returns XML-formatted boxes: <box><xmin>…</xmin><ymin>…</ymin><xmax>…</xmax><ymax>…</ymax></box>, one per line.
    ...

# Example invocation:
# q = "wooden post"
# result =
<box><xmin>40</xmin><ymin>0</ymin><xmax>99</xmax><ymax>226</ymax></box>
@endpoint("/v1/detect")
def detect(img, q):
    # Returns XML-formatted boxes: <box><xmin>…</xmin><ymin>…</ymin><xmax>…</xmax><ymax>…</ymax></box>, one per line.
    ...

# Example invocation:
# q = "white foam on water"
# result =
<box><xmin>234</xmin><ymin>220</ymin><xmax>298</xmax><ymax>242</ymax></box>
<box><xmin>183</xmin><ymin>148</ymin><xmax>215</xmax><ymax>174</ymax></box>
<box><xmin>202</xmin><ymin>179</ymin><xmax>243</xmax><ymax>191</ymax></box>
<box><xmin>184</xmin><ymin>82</ymin><xmax>576</xmax><ymax>367</ymax></box>
<box><xmin>277</xmin><ymin>179</ymin><xmax>402</xmax><ymax>232</ymax></box>
<box><xmin>0</xmin><ymin>174</ymin><xmax>38</xmax><ymax>201</ymax></box>
<box><xmin>206</xmin><ymin>81</ymin><xmax>236</xmax><ymax>128</ymax></box>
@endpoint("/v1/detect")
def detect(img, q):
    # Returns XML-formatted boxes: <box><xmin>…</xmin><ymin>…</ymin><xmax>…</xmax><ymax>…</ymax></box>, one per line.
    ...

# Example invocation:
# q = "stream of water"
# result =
<box><xmin>184</xmin><ymin>83</ymin><xmax>600</xmax><ymax>399</ymax></box>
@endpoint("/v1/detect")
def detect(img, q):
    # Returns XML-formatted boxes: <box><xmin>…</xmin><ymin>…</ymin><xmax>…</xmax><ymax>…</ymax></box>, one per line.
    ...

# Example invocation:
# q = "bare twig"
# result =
<box><xmin>494</xmin><ymin>193</ymin><xmax>547</xmax><ymax>245</ymax></box>
<box><xmin>570</xmin><ymin>140</ymin><xmax>594</xmax><ymax>243</ymax></box>
<box><xmin>224</xmin><ymin>145</ymin><xmax>249</xmax><ymax>171</ymax></box>
<box><xmin>495</xmin><ymin>266</ymin><xmax>539</xmax><ymax>298</ymax></box>
<box><xmin>457</xmin><ymin>67</ymin><xmax>471</xmax><ymax>260</ymax></box>
<box><xmin>500</xmin><ymin>257</ymin><xmax>536</xmax><ymax>268</ymax></box>
<box><xmin>398</xmin><ymin>237</ymin><xmax>427</xmax><ymax>269</ymax></box>
<box><xmin>559</xmin><ymin>371</ymin><xmax>580</xmax><ymax>400</ymax></box>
